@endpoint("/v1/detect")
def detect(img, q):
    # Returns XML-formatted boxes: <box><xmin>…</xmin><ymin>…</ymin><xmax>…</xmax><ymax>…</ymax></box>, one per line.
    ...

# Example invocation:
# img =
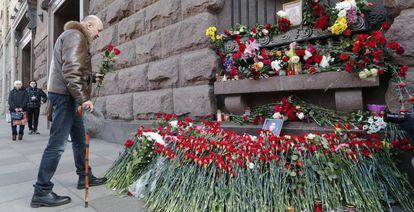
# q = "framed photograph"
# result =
<box><xmin>283</xmin><ymin>0</ymin><xmax>303</xmax><ymax>26</ymax></box>
<box><xmin>262</xmin><ymin>119</ymin><xmax>284</xmax><ymax>136</ymax></box>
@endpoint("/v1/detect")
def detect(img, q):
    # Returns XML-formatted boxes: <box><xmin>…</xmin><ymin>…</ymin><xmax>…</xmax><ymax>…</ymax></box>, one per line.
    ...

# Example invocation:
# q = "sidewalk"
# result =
<box><xmin>0</xmin><ymin>116</ymin><xmax>147</xmax><ymax>212</ymax></box>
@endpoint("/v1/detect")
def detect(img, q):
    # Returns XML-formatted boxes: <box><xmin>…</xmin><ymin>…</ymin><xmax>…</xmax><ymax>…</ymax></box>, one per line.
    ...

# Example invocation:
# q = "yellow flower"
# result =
<box><xmin>216</xmin><ymin>34</ymin><xmax>223</xmax><ymax>40</ymax></box>
<box><xmin>205</xmin><ymin>26</ymin><xmax>217</xmax><ymax>37</ymax></box>
<box><xmin>277</xmin><ymin>50</ymin><xmax>283</xmax><ymax>57</ymax></box>
<box><xmin>253</xmin><ymin>62</ymin><xmax>264</xmax><ymax>70</ymax></box>
<box><xmin>331</xmin><ymin>17</ymin><xmax>348</xmax><ymax>35</ymax></box>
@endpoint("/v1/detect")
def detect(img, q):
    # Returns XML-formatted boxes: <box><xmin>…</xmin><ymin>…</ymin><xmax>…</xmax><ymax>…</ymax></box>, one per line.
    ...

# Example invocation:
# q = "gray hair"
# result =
<box><xmin>14</xmin><ymin>80</ymin><xmax>22</xmax><ymax>86</ymax></box>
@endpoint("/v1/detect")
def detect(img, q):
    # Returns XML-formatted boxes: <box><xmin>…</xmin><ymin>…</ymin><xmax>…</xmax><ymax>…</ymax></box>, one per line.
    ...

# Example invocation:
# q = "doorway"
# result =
<box><xmin>53</xmin><ymin>0</ymin><xmax>80</xmax><ymax>43</ymax></box>
<box><xmin>21</xmin><ymin>41</ymin><xmax>32</xmax><ymax>88</ymax></box>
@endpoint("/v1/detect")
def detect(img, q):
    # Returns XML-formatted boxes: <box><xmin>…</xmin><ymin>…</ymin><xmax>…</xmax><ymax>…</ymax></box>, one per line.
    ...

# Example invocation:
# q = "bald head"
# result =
<box><xmin>81</xmin><ymin>15</ymin><xmax>103</xmax><ymax>40</ymax></box>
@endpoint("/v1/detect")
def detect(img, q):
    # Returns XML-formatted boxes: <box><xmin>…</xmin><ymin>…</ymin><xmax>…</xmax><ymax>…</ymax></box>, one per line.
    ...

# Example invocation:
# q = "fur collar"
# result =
<box><xmin>63</xmin><ymin>21</ymin><xmax>93</xmax><ymax>44</ymax></box>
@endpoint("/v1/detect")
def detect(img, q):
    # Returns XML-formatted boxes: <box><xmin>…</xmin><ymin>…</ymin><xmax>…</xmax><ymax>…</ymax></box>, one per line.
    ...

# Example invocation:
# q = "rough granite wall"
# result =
<box><xmin>384</xmin><ymin>1</ymin><xmax>414</xmax><ymax>112</ymax></box>
<box><xmin>88</xmin><ymin>0</ymin><xmax>224</xmax><ymax>121</ymax></box>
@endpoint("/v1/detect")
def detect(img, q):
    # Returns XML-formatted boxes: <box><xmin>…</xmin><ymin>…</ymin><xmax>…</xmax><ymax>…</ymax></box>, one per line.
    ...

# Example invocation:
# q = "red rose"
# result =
<box><xmin>314</xmin><ymin>54</ymin><xmax>323</xmax><ymax>63</ymax></box>
<box><xmin>282</xmin><ymin>56</ymin><xmax>289</xmax><ymax>62</ymax></box>
<box><xmin>114</xmin><ymin>48</ymin><xmax>121</xmax><ymax>55</ymax></box>
<box><xmin>107</xmin><ymin>44</ymin><xmax>114</xmax><ymax>51</ymax></box>
<box><xmin>381</xmin><ymin>22</ymin><xmax>391</xmax><ymax>30</ymax></box>
<box><xmin>288</xmin><ymin>69</ymin><xmax>295</xmax><ymax>75</ymax></box>
<box><xmin>314</xmin><ymin>16</ymin><xmax>330</xmax><ymax>30</ymax></box>
<box><xmin>352</xmin><ymin>43</ymin><xmax>361</xmax><ymax>53</ymax></box>
<box><xmin>377</xmin><ymin>69</ymin><xmax>384</xmax><ymax>75</ymax></box>
<box><xmin>124</xmin><ymin>139</ymin><xmax>135</xmax><ymax>148</ymax></box>
<box><xmin>344</xmin><ymin>29</ymin><xmax>352</xmax><ymax>36</ymax></box>
<box><xmin>340</xmin><ymin>53</ymin><xmax>349</xmax><ymax>61</ymax></box>
<box><xmin>295</xmin><ymin>49</ymin><xmax>305</xmax><ymax>56</ymax></box>
<box><xmin>310</xmin><ymin>67</ymin><xmax>317</xmax><ymax>74</ymax></box>
<box><xmin>265</xmin><ymin>23</ymin><xmax>271</xmax><ymax>30</ymax></box>
<box><xmin>252</xmin><ymin>27</ymin><xmax>257</xmax><ymax>33</ymax></box>
<box><xmin>224</xmin><ymin>30</ymin><xmax>231</xmax><ymax>36</ymax></box>
<box><xmin>278</xmin><ymin>18</ymin><xmax>291</xmax><ymax>32</ymax></box>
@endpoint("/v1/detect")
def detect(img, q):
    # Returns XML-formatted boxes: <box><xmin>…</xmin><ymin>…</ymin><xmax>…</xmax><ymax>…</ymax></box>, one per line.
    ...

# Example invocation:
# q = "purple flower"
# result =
<box><xmin>346</xmin><ymin>6</ymin><xmax>358</xmax><ymax>25</ymax></box>
<box><xmin>367</xmin><ymin>104</ymin><xmax>386</xmax><ymax>114</ymax></box>
<box><xmin>223</xmin><ymin>58</ymin><xmax>233</xmax><ymax>67</ymax></box>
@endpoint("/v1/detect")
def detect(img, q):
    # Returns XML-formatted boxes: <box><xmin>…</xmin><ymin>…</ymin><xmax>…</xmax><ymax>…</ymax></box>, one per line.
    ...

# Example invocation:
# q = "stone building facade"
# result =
<box><xmin>0</xmin><ymin>0</ymin><xmax>413</xmax><ymax>142</ymax></box>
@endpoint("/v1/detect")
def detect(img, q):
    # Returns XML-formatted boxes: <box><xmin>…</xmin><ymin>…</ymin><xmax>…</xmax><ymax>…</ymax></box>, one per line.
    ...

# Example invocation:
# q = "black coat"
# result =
<box><xmin>26</xmin><ymin>87</ymin><xmax>48</xmax><ymax>109</ymax></box>
<box><xmin>9</xmin><ymin>88</ymin><xmax>29</xmax><ymax>112</ymax></box>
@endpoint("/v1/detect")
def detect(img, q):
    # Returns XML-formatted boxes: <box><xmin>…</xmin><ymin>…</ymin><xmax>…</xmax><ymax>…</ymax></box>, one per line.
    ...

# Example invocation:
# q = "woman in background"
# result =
<box><xmin>26</xmin><ymin>80</ymin><xmax>47</xmax><ymax>134</ymax></box>
<box><xmin>8</xmin><ymin>80</ymin><xmax>28</xmax><ymax>141</ymax></box>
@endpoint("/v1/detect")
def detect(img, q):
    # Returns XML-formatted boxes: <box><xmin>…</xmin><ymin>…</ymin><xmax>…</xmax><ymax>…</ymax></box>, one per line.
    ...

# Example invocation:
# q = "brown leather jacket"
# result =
<box><xmin>47</xmin><ymin>21</ymin><xmax>93</xmax><ymax>105</ymax></box>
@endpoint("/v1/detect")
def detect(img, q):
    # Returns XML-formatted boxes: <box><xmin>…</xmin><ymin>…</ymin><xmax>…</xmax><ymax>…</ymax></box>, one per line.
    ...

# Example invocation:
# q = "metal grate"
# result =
<box><xmin>219</xmin><ymin>0</ymin><xmax>279</xmax><ymax>28</ymax></box>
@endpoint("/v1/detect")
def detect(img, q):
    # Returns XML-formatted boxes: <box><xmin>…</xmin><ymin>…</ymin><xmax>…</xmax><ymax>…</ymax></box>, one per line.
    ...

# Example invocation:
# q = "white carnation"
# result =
<box><xmin>143</xmin><ymin>132</ymin><xmax>165</xmax><ymax>146</ymax></box>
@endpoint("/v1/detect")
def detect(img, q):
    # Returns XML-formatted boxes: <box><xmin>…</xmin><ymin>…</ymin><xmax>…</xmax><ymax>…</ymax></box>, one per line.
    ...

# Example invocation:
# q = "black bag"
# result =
<box><xmin>11</xmin><ymin>112</ymin><xmax>23</xmax><ymax>120</ymax></box>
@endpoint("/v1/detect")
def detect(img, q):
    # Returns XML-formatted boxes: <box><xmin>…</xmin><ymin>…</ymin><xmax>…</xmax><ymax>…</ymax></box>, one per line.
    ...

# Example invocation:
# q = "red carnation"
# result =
<box><xmin>373</xmin><ymin>49</ymin><xmax>383</xmax><ymax>60</ymax></box>
<box><xmin>314</xmin><ymin>54</ymin><xmax>323</xmax><ymax>63</ymax></box>
<box><xmin>400</xmin><ymin>65</ymin><xmax>409</xmax><ymax>72</ymax></box>
<box><xmin>124</xmin><ymin>139</ymin><xmax>135</xmax><ymax>148</ymax></box>
<box><xmin>381</xmin><ymin>22</ymin><xmax>391</xmax><ymax>30</ymax></box>
<box><xmin>282</xmin><ymin>56</ymin><xmax>289</xmax><ymax>62</ymax></box>
<box><xmin>114</xmin><ymin>48</ymin><xmax>121</xmax><ymax>55</ymax></box>
<box><xmin>345</xmin><ymin>61</ymin><xmax>353</xmax><ymax>73</ymax></box>
<box><xmin>224</xmin><ymin>30</ymin><xmax>231</xmax><ymax>36</ymax></box>
<box><xmin>265</xmin><ymin>23</ymin><xmax>271</xmax><ymax>30</ymax></box>
<box><xmin>107</xmin><ymin>44</ymin><xmax>114</xmax><ymax>51</ymax></box>
<box><xmin>387</xmin><ymin>42</ymin><xmax>400</xmax><ymax>50</ymax></box>
<box><xmin>310</xmin><ymin>67</ymin><xmax>317</xmax><ymax>74</ymax></box>
<box><xmin>252</xmin><ymin>27</ymin><xmax>257</xmax><ymax>33</ymax></box>
<box><xmin>396</xmin><ymin>47</ymin><xmax>405</xmax><ymax>55</ymax></box>
<box><xmin>340</xmin><ymin>53</ymin><xmax>349</xmax><ymax>61</ymax></box>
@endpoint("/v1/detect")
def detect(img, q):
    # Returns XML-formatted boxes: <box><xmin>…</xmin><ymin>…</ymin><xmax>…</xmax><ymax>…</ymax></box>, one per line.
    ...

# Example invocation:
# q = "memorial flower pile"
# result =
<box><xmin>105</xmin><ymin>114</ymin><xmax>414</xmax><ymax>211</ymax></box>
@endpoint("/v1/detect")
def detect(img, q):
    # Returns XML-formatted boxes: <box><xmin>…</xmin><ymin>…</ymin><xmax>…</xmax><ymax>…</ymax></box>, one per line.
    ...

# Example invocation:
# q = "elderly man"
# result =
<box><xmin>31</xmin><ymin>15</ymin><xmax>107</xmax><ymax>208</ymax></box>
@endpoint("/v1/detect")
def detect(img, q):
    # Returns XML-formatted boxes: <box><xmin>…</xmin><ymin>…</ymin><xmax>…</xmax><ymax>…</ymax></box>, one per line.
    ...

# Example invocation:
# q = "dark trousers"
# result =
<box><xmin>34</xmin><ymin>93</ymin><xmax>92</xmax><ymax>195</ymax></box>
<box><xmin>11</xmin><ymin>122</ymin><xmax>25</xmax><ymax>135</ymax></box>
<box><xmin>27</xmin><ymin>107</ymin><xmax>40</xmax><ymax>131</ymax></box>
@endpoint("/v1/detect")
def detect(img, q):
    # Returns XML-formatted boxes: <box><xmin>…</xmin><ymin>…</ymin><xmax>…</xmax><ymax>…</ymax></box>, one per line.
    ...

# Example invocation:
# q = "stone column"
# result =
<box><xmin>1</xmin><ymin>0</ymin><xmax>9</xmax><ymax>114</ymax></box>
<box><xmin>10</xmin><ymin>30</ymin><xmax>17</xmax><ymax>87</ymax></box>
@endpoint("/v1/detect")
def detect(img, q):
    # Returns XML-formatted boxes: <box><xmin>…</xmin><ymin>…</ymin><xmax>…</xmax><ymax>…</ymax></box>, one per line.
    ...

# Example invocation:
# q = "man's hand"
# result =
<box><xmin>82</xmin><ymin>100</ymin><xmax>94</xmax><ymax>112</ymax></box>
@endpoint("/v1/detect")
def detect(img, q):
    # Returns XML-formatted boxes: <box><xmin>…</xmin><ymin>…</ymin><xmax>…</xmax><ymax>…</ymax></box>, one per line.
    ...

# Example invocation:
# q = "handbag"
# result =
<box><xmin>11</xmin><ymin>112</ymin><xmax>23</xmax><ymax>120</ymax></box>
<box><xmin>13</xmin><ymin>112</ymin><xmax>27</xmax><ymax>126</ymax></box>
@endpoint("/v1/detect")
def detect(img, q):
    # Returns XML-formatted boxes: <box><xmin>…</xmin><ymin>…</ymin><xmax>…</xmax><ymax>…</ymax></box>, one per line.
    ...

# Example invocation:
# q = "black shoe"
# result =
<box><xmin>30</xmin><ymin>192</ymin><xmax>71</xmax><ymax>208</ymax></box>
<box><xmin>35</xmin><ymin>130</ymin><xmax>40</xmax><ymax>135</ymax></box>
<box><xmin>12</xmin><ymin>134</ymin><xmax>17</xmax><ymax>141</ymax></box>
<box><xmin>77</xmin><ymin>175</ymin><xmax>107</xmax><ymax>189</ymax></box>
<box><xmin>29</xmin><ymin>130</ymin><xmax>34</xmax><ymax>135</ymax></box>
<box><xmin>18</xmin><ymin>134</ymin><xmax>23</xmax><ymax>140</ymax></box>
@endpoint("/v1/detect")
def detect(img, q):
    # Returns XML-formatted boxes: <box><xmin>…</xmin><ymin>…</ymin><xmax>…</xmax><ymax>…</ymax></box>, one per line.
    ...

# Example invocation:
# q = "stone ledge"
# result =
<box><xmin>214</xmin><ymin>72</ymin><xmax>379</xmax><ymax>95</ymax></box>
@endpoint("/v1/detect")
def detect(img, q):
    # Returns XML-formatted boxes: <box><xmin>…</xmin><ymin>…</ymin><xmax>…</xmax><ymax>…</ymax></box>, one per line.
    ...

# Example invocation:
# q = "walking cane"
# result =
<box><xmin>78</xmin><ymin>107</ymin><xmax>90</xmax><ymax>208</ymax></box>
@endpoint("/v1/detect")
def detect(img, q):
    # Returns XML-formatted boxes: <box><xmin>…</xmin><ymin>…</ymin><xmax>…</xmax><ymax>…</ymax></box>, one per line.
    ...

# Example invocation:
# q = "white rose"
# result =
<box><xmin>370</xmin><ymin>68</ymin><xmax>378</xmax><ymax>77</ymax></box>
<box><xmin>290</xmin><ymin>56</ymin><xmax>300</xmax><ymax>63</ymax></box>
<box><xmin>277</xmin><ymin>10</ymin><xmax>287</xmax><ymax>18</ymax></box>
<box><xmin>297</xmin><ymin>112</ymin><xmax>305</xmax><ymax>120</ymax></box>
<box><xmin>359</xmin><ymin>71</ymin><xmax>368</xmax><ymax>79</ymax></box>
<box><xmin>262</xmin><ymin>29</ymin><xmax>269</xmax><ymax>35</ymax></box>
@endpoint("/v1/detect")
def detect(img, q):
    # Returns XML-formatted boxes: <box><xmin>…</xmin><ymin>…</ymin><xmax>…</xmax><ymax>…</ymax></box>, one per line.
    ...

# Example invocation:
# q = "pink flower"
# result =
<box><xmin>243</xmin><ymin>39</ymin><xmax>260</xmax><ymax>58</ymax></box>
